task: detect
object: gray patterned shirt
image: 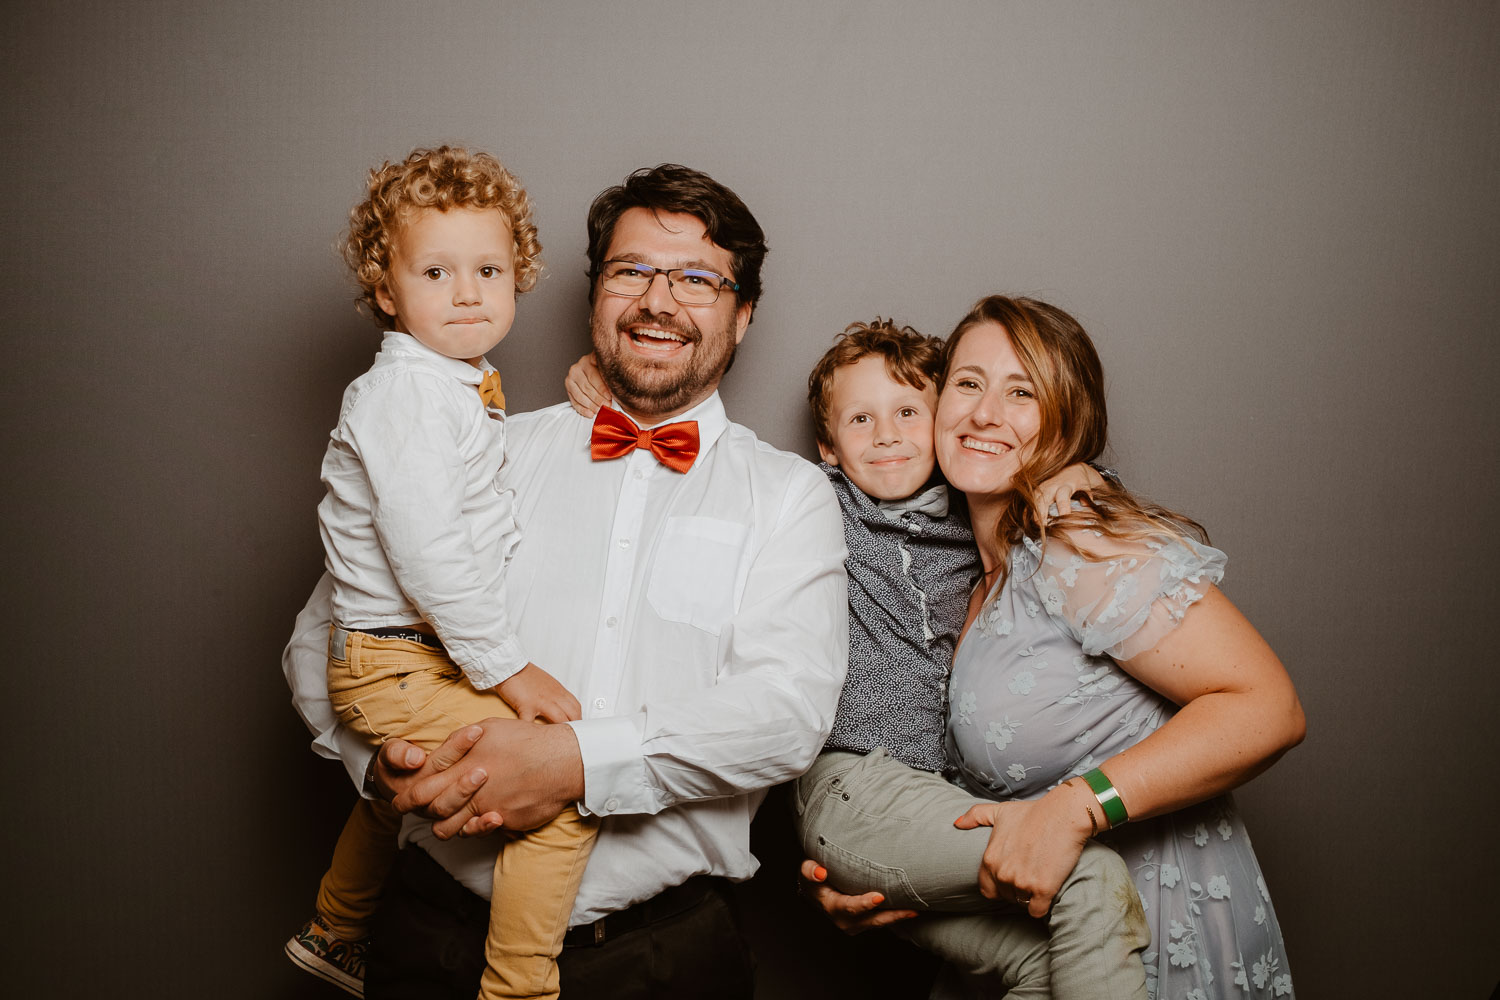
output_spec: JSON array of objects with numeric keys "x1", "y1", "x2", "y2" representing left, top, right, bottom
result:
[{"x1": 821, "y1": 463, "x2": 981, "y2": 772}]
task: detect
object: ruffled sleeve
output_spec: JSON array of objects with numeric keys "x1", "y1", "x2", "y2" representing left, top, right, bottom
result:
[{"x1": 1028, "y1": 528, "x2": 1227, "y2": 661}]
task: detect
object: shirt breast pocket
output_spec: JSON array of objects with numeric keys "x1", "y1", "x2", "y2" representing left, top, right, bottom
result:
[{"x1": 647, "y1": 516, "x2": 749, "y2": 636}]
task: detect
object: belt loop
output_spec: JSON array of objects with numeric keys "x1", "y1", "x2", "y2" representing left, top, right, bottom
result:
[
  {"x1": 347, "y1": 629, "x2": 363, "y2": 678},
  {"x1": 330, "y1": 626, "x2": 362, "y2": 677}
]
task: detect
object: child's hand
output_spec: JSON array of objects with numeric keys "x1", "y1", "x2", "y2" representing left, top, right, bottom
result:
[
  {"x1": 564, "y1": 353, "x2": 610, "y2": 417},
  {"x1": 496, "y1": 663, "x2": 582, "y2": 724},
  {"x1": 1033, "y1": 462, "x2": 1106, "y2": 521}
]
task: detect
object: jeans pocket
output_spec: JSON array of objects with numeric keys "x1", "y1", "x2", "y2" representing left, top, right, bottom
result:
[{"x1": 329, "y1": 675, "x2": 404, "y2": 743}]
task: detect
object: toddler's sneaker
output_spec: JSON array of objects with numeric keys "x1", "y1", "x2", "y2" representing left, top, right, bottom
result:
[{"x1": 284, "y1": 914, "x2": 367, "y2": 997}]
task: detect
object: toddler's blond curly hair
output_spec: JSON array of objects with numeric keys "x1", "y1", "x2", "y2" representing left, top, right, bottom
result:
[{"x1": 343, "y1": 145, "x2": 543, "y2": 327}]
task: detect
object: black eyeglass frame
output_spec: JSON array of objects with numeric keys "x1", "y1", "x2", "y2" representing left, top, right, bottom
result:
[{"x1": 593, "y1": 259, "x2": 742, "y2": 305}]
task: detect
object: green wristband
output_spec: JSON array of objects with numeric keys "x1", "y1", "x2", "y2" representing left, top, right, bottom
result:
[{"x1": 1083, "y1": 768, "x2": 1129, "y2": 829}]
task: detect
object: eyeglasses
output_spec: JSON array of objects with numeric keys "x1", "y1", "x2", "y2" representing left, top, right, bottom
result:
[{"x1": 596, "y1": 259, "x2": 740, "y2": 306}]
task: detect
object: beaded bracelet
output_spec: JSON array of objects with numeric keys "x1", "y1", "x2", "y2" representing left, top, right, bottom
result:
[{"x1": 1082, "y1": 767, "x2": 1130, "y2": 829}]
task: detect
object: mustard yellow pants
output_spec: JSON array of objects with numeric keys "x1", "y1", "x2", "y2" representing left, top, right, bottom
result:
[{"x1": 319, "y1": 628, "x2": 598, "y2": 1000}]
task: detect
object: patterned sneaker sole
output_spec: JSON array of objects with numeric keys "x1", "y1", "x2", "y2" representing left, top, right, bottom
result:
[{"x1": 284, "y1": 936, "x2": 365, "y2": 998}]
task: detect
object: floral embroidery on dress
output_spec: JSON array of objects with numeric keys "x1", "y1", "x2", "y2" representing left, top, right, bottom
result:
[
  {"x1": 1252, "y1": 952, "x2": 1283, "y2": 991},
  {"x1": 955, "y1": 691, "x2": 976, "y2": 726},
  {"x1": 974, "y1": 605, "x2": 1013, "y2": 639},
  {"x1": 1232, "y1": 955, "x2": 1250, "y2": 991},
  {"x1": 1005, "y1": 762, "x2": 1038, "y2": 782},
  {"x1": 984, "y1": 717, "x2": 1021, "y2": 750},
  {"x1": 1166, "y1": 921, "x2": 1198, "y2": 969}
]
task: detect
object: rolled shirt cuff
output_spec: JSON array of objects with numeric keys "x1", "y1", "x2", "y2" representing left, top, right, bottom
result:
[{"x1": 451, "y1": 636, "x2": 529, "y2": 691}]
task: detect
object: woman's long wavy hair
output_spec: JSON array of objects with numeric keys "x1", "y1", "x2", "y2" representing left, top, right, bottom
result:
[{"x1": 939, "y1": 295, "x2": 1207, "y2": 586}]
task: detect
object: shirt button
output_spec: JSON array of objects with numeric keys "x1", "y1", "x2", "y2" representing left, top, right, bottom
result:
[
  {"x1": 618, "y1": 538, "x2": 631, "y2": 549},
  {"x1": 606, "y1": 616, "x2": 618, "y2": 628},
  {"x1": 605, "y1": 797, "x2": 621, "y2": 812},
  {"x1": 633, "y1": 469, "x2": 644, "y2": 480},
  {"x1": 592, "y1": 698, "x2": 606, "y2": 711}
]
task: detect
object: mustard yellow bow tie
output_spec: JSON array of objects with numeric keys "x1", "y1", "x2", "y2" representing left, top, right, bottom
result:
[{"x1": 476, "y1": 370, "x2": 505, "y2": 410}]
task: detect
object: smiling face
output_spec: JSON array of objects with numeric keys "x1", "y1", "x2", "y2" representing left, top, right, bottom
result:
[
  {"x1": 934, "y1": 321, "x2": 1042, "y2": 505},
  {"x1": 375, "y1": 207, "x2": 517, "y2": 367},
  {"x1": 817, "y1": 355, "x2": 939, "y2": 501},
  {"x1": 589, "y1": 207, "x2": 751, "y2": 422}
]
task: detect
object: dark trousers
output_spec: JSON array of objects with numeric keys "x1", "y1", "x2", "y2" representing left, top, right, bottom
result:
[{"x1": 366, "y1": 846, "x2": 756, "y2": 999}]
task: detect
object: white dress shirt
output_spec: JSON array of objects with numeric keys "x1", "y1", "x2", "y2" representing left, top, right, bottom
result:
[
  {"x1": 285, "y1": 391, "x2": 849, "y2": 923},
  {"x1": 318, "y1": 332, "x2": 526, "y2": 690}
]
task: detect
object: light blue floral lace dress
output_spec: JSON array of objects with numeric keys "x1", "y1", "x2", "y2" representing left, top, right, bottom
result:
[{"x1": 946, "y1": 531, "x2": 1294, "y2": 999}]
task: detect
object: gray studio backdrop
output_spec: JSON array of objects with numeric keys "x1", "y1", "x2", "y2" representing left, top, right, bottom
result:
[{"x1": 3, "y1": 2, "x2": 1496, "y2": 997}]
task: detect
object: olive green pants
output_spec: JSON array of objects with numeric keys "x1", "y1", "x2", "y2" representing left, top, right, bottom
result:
[{"x1": 794, "y1": 749, "x2": 1148, "y2": 1000}]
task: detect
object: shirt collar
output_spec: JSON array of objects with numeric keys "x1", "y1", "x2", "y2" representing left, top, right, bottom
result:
[
  {"x1": 379, "y1": 331, "x2": 495, "y2": 383},
  {"x1": 877, "y1": 482, "x2": 951, "y2": 521}
]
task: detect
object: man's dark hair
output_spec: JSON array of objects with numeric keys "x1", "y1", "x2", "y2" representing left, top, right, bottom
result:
[{"x1": 586, "y1": 164, "x2": 768, "y2": 312}]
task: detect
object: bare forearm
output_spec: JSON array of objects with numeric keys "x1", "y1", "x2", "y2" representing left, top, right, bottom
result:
[
  {"x1": 1094, "y1": 688, "x2": 1305, "y2": 825},
  {"x1": 1094, "y1": 585, "x2": 1306, "y2": 825}
]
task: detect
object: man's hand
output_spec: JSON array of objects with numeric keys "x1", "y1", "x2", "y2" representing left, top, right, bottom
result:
[
  {"x1": 371, "y1": 728, "x2": 505, "y2": 833},
  {"x1": 390, "y1": 717, "x2": 585, "y2": 838},
  {"x1": 497, "y1": 663, "x2": 582, "y2": 723},
  {"x1": 798, "y1": 859, "x2": 917, "y2": 934}
]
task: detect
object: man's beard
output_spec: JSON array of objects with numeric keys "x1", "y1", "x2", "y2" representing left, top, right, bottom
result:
[{"x1": 592, "y1": 307, "x2": 738, "y2": 420}]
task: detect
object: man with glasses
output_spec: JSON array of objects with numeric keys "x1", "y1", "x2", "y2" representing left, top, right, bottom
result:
[{"x1": 285, "y1": 164, "x2": 848, "y2": 997}]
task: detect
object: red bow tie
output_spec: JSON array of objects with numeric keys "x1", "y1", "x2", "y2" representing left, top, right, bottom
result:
[{"x1": 589, "y1": 406, "x2": 700, "y2": 474}]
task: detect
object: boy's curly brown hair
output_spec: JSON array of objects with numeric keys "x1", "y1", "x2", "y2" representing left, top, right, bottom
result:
[
  {"x1": 343, "y1": 145, "x2": 543, "y2": 327},
  {"x1": 806, "y1": 318, "x2": 943, "y2": 451}
]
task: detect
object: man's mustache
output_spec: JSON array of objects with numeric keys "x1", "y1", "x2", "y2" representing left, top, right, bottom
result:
[{"x1": 614, "y1": 309, "x2": 700, "y2": 344}]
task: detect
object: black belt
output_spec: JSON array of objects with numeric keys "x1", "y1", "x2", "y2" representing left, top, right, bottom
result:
[
  {"x1": 562, "y1": 875, "x2": 722, "y2": 949},
  {"x1": 349, "y1": 625, "x2": 444, "y2": 649}
]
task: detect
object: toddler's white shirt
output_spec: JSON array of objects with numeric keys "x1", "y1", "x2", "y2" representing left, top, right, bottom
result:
[{"x1": 317, "y1": 331, "x2": 526, "y2": 689}]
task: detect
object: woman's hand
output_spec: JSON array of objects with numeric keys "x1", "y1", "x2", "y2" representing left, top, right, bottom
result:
[
  {"x1": 564, "y1": 353, "x2": 609, "y2": 417},
  {"x1": 1032, "y1": 462, "x2": 1106, "y2": 520},
  {"x1": 952, "y1": 780, "x2": 1097, "y2": 920},
  {"x1": 798, "y1": 859, "x2": 917, "y2": 934}
]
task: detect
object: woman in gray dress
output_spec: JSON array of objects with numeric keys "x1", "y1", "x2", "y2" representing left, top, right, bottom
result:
[{"x1": 811, "y1": 295, "x2": 1305, "y2": 999}]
